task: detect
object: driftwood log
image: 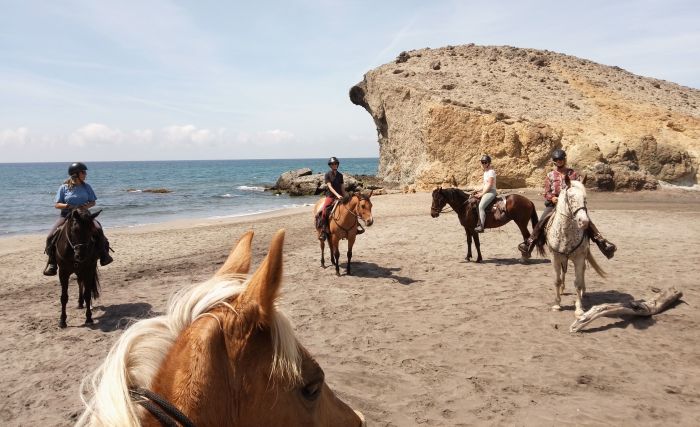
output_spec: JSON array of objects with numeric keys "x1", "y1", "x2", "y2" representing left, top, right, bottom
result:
[{"x1": 570, "y1": 287, "x2": 683, "y2": 333}]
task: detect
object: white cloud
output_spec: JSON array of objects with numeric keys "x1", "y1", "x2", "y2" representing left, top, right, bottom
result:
[
  {"x1": 68, "y1": 123, "x2": 123, "y2": 147},
  {"x1": 0, "y1": 127, "x2": 30, "y2": 147}
]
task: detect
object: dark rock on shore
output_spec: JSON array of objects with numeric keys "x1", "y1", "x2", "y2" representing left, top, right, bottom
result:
[{"x1": 269, "y1": 169, "x2": 398, "y2": 196}]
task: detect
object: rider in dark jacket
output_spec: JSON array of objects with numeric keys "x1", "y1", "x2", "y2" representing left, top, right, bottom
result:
[{"x1": 518, "y1": 149, "x2": 616, "y2": 259}]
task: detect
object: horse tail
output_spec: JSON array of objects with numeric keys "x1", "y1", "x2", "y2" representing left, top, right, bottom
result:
[
  {"x1": 534, "y1": 238, "x2": 547, "y2": 257},
  {"x1": 586, "y1": 249, "x2": 606, "y2": 278},
  {"x1": 89, "y1": 269, "x2": 101, "y2": 300}
]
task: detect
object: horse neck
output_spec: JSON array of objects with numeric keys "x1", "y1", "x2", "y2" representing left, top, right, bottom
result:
[{"x1": 444, "y1": 190, "x2": 467, "y2": 212}]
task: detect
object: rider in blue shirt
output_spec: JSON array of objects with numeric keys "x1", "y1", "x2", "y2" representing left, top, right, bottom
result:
[{"x1": 43, "y1": 162, "x2": 113, "y2": 276}]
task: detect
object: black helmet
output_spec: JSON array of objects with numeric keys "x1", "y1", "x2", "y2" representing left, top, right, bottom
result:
[
  {"x1": 480, "y1": 155, "x2": 491, "y2": 164},
  {"x1": 328, "y1": 156, "x2": 340, "y2": 165},
  {"x1": 551, "y1": 149, "x2": 567, "y2": 161},
  {"x1": 68, "y1": 162, "x2": 88, "y2": 176}
]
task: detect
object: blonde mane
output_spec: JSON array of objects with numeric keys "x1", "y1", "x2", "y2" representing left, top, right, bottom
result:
[{"x1": 77, "y1": 275, "x2": 301, "y2": 426}]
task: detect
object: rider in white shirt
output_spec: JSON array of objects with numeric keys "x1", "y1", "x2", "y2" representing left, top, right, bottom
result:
[{"x1": 473, "y1": 155, "x2": 496, "y2": 233}]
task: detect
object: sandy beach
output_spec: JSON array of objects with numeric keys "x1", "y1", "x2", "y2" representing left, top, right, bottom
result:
[{"x1": 1, "y1": 189, "x2": 699, "y2": 426}]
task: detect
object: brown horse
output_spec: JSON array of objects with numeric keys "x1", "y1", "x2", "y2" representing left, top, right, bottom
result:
[
  {"x1": 313, "y1": 192, "x2": 374, "y2": 276},
  {"x1": 77, "y1": 230, "x2": 365, "y2": 427},
  {"x1": 431, "y1": 187, "x2": 538, "y2": 262},
  {"x1": 53, "y1": 209, "x2": 102, "y2": 328}
]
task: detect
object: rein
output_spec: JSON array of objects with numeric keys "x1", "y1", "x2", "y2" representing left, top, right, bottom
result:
[
  {"x1": 332, "y1": 195, "x2": 365, "y2": 234},
  {"x1": 546, "y1": 188, "x2": 588, "y2": 256},
  {"x1": 63, "y1": 214, "x2": 95, "y2": 254},
  {"x1": 129, "y1": 387, "x2": 196, "y2": 427}
]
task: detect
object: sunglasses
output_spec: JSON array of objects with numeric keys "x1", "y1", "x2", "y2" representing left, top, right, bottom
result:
[
  {"x1": 330, "y1": 162, "x2": 339, "y2": 166},
  {"x1": 480, "y1": 161, "x2": 489, "y2": 164}
]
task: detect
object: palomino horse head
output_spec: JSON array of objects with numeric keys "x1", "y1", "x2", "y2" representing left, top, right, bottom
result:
[
  {"x1": 561, "y1": 176, "x2": 589, "y2": 229},
  {"x1": 67, "y1": 209, "x2": 101, "y2": 264},
  {"x1": 78, "y1": 230, "x2": 364, "y2": 427},
  {"x1": 430, "y1": 187, "x2": 446, "y2": 218}
]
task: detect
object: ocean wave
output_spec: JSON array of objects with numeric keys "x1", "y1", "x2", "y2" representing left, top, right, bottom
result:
[
  {"x1": 217, "y1": 193, "x2": 240, "y2": 198},
  {"x1": 126, "y1": 189, "x2": 142, "y2": 193},
  {"x1": 659, "y1": 181, "x2": 700, "y2": 191},
  {"x1": 236, "y1": 185, "x2": 266, "y2": 192}
]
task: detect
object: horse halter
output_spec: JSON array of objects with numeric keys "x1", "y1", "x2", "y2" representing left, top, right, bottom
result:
[
  {"x1": 333, "y1": 194, "x2": 367, "y2": 233},
  {"x1": 64, "y1": 215, "x2": 95, "y2": 257},
  {"x1": 129, "y1": 387, "x2": 196, "y2": 427},
  {"x1": 431, "y1": 190, "x2": 454, "y2": 215},
  {"x1": 559, "y1": 187, "x2": 587, "y2": 220}
]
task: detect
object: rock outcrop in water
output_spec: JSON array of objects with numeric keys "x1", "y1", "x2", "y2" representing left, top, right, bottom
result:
[{"x1": 350, "y1": 44, "x2": 700, "y2": 190}]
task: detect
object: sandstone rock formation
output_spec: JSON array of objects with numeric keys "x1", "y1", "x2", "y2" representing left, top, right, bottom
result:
[{"x1": 350, "y1": 44, "x2": 700, "y2": 190}]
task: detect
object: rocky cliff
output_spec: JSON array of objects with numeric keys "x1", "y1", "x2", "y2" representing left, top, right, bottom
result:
[{"x1": 350, "y1": 44, "x2": 700, "y2": 190}]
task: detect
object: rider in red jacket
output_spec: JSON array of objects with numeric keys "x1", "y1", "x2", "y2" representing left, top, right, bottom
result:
[{"x1": 519, "y1": 149, "x2": 616, "y2": 259}]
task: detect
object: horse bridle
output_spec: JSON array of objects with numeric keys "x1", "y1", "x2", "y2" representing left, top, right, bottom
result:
[
  {"x1": 63, "y1": 216, "x2": 95, "y2": 256},
  {"x1": 558, "y1": 187, "x2": 587, "y2": 220},
  {"x1": 332, "y1": 194, "x2": 367, "y2": 234},
  {"x1": 431, "y1": 190, "x2": 455, "y2": 215},
  {"x1": 129, "y1": 387, "x2": 196, "y2": 427}
]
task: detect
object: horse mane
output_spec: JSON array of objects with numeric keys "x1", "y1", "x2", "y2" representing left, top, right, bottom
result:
[
  {"x1": 569, "y1": 179, "x2": 587, "y2": 196},
  {"x1": 77, "y1": 275, "x2": 301, "y2": 427}
]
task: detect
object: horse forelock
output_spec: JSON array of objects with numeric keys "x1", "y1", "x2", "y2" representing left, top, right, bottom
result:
[{"x1": 77, "y1": 275, "x2": 302, "y2": 426}]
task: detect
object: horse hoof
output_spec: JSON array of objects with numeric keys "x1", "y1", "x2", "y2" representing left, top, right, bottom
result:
[
  {"x1": 551, "y1": 305, "x2": 561, "y2": 311},
  {"x1": 476, "y1": 259, "x2": 483, "y2": 263},
  {"x1": 85, "y1": 319, "x2": 94, "y2": 325},
  {"x1": 78, "y1": 304, "x2": 84, "y2": 309},
  {"x1": 59, "y1": 320, "x2": 67, "y2": 328},
  {"x1": 574, "y1": 310, "x2": 584, "y2": 318}
]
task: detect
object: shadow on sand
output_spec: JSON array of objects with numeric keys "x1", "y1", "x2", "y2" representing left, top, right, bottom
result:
[
  {"x1": 88, "y1": 302, "x2": 156, "y2": 332},
  {"x1": 346, "y1": 261, "x2": 419, "y2": 286},
  {"x1": 478, "y1": 257, "x2": 550, "y2": 266}
]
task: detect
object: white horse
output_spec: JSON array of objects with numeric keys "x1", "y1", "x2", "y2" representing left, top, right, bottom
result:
[{"x1": 537, "y1": 178, "x2": 606, "y2": 317}]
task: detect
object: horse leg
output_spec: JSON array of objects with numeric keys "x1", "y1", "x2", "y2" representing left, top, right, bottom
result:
[
  {"x1": 59, "y1": 270, "x2": 70, "y2": 328},
  {"x1": 465, "y1": 229, "x2": 473, "y2": 261},
  {"x1": 473, "y1": 231, "x2": 483, "y2": 263},
  {"x1": 551, "y1": 256, "x2": 564, "y2": 311},
  {"x1": 346, "y1": 234, "x2": 355, "y2": 276},
  {"x1": 332, "y1": 237, "x2": 341, "y2": 276},
  {"x1": 78, "y1": 279, "x2": 85, "y2": 309},
  {"x1": 319, "y1": 238, "x2": 326, "y2": 268},
  {"x1": 515, "y1": 218, "x2": 531, "y2": 260},
  {"x1": 573, "y1": 255, "x2": 587, "y2": 317}
]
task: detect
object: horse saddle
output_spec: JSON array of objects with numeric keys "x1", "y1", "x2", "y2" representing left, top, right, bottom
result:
[{"x1": 468, "y1": 195, "x2": 508, "y2": 221}]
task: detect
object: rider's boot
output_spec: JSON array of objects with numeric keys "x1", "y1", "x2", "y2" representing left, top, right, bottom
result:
[
  {"x1": 590, "y1": 232, "x2": 616, "y2": 259},
  {"x1": 518, "y1": 236, "x2": 536, "y2": 257},
  {"x1": 97, "y1": 230, "x2": 114, "y2": 266},
  {"x1": 43, "y1": 236, "x2": 58, "y2": 276},
  {"x1": 474, "y1": 218, "x2": 485, "y2": 233}
]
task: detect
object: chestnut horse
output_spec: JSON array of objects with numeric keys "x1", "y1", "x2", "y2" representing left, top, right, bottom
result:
[
  {"x1": 313, "y1": 192, "x2": 374, "y2": 276},
  {"x1": 53, "y1": 209, "x2": 102, "y2": 328},
  {"x1": 533, "y1": 178, "x2": 606, "y2": 316},
  {"x1": 77, "y1": 230, "x2": 365, "y2": 427},
  {"x1": 430, "y1": 187, "x2": 538, "y2": 262}
]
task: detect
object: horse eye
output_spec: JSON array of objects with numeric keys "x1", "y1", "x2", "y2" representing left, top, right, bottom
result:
[{"x1": 300, "y1": 379, "x2": 323, "y2": 401}]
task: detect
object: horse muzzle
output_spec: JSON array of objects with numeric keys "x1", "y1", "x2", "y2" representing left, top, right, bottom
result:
[
  {"x1": 431, "y1": 210, "x2": 439, "y2": 218},
  {"x1": 364, "y1": 217, "x2": 374, "y2": 227}
]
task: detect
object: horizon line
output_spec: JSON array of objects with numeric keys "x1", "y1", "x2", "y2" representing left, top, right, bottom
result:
[{"x1": 0, "y1": 156, "x2": 380, "y2": 165}]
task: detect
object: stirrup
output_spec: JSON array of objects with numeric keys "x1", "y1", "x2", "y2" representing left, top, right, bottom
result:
[
  {"x1": 596, "y1": 240, "x2": 616, "y2": 259},
  {"x1": 318, "y1": 231, "x2": 326, "y2": 241},
  {"x1": 356, "y1": 228, "x2": 365, "y2": 235},
  {"x1": 518, "y1": 241, "x2": 530, "y2": 256},
  {"x1": 43, "y1": 264, "x2": 58, "y2": 276},
  {"x1": 100, "y1": 254, "x2": 114, "y2": 266}
]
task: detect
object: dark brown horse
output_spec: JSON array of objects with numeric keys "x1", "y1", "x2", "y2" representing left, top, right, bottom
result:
[
  {"x1": 430, "y1": 187, "x2": 538, "y2": 262},
  {"x1": 53, "y1": 209, "x2": 102, "y2": 328},
  {"x1": 313, "y1": 192, "x2": 374, "y2": 276}
]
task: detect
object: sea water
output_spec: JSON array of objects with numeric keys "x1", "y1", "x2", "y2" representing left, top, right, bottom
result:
[{"x1": 1, "y1": 158, "x2": 378, "y2": 237}]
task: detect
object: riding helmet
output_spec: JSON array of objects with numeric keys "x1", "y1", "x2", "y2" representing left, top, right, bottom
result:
[
  {"x1": 480, "y1": 155, "x2": 492, "y2": 164},
  {"x1": 68, "y1": 162, "x2": 88, "y2": 176},
  {"x1": 328, "y1": 156, "x2": 340, "y2": 165},
  {"x1": 551, "y1": 149, "x2": 567, "y2": 161}
]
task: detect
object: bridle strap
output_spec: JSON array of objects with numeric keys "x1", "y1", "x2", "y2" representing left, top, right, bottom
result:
[
  {"x1": 129, "y1": 387, "x2": 196, "y2": 427},
  {"x1": 332, "y1": 195, "x2": 360, "y2": 234}
]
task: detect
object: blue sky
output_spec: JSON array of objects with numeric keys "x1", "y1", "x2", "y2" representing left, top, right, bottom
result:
[{"x1": 1, "y1": 0, "x2": 698, "y2": 162}]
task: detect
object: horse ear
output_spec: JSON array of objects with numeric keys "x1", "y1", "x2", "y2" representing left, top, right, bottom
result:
[
  {"x1": 90, "y1": 209, "x2": 102, "y2": 219},
  {"x1": 564, "y1": 174, "x2": 571, "y2": 188},
  {"x1": 71, "y1": 209, "x2": 80, "y2": 219},
  {"x1": 580, "y1": 174, "x2": 588, "y2": 186},
  {"x1": 368, "y1": 189, "x2": 373, "y2": 198},
  {"x1": 241, "y1": 229, "x2": 285, "y2": 323},
  {"x1": 215, "y1": 231, "x2": 254, "y2": 277}
]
